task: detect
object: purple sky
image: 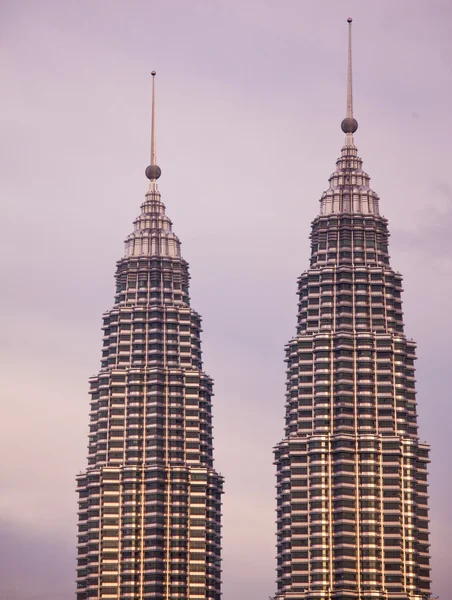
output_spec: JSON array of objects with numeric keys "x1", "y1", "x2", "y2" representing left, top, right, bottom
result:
[{"x1": 1, "y1": 1, "x2": 451, "y2": 598}]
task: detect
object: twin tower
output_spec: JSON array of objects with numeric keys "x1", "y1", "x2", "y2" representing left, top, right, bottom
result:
[{"x1": 75, "y1": 20, "x2": 432, "y2": 600}]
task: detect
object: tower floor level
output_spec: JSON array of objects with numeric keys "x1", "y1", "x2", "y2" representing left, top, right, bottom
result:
[
  {"x1": 273, "y1": 21, "x2": 431, "y2": 600},
  {"x1": 76, "y1": 74, "x2": 223, "y2": 600}
]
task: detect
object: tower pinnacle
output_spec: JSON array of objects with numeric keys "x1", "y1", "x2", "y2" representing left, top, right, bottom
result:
[
  {"x1": 341, "y1": 17, "x2": 358, "y2": 138},
  {"x1": 145, "y1": 71, "x2": 162, "y2": 183}
]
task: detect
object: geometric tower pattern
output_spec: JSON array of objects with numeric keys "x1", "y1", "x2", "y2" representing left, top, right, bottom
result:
[
  {"x1": 274, "y1": 21, "x2": 431, "y2": 600},
  {"x1": 76, "y1": 73, "x2": 223, "y2": 600}
]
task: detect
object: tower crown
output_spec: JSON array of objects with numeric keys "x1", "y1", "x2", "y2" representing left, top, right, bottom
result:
[
  {"x1": 319, "y1": 19, "x2": 380, "y2": 217},
  {"x1": 126, "y1": 72, "x2": 181, "y2": 259}
]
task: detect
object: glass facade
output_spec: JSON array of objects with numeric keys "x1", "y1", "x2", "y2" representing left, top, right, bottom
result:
[
  {"x1": 76, "y1": 181, "x2": 223, "y2": 600},
  {"x1": 274, "y1": 139, "x2": 431, "y2": 600}
]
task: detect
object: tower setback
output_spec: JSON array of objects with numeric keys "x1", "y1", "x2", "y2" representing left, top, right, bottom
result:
[
  {"x1": 76, "y1": 73, "x2": 223, "y2": 600},
  {"x1": 274, "y1": 20, "x2": 431, "y2": 600}
]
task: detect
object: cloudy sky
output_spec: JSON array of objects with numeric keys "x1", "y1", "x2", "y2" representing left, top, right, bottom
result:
[{"x1": 1, "y1": 1, "x2": 451, "y2": 598}]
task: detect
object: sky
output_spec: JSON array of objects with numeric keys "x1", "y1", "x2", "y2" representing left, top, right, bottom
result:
[{"x1": 1, "y1": 0, "x2": 451, "y2": 598}]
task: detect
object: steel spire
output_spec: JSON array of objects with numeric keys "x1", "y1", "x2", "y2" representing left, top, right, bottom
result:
[
  {"x1": 145, "y1": 71, "x2": 162, "y2": 188},
  {"x1": 346, "y1": 17, "x2": 353, "y2": 120},
  {"x1": 341, "y1": 18, "x2": 358, "y2": 143}
]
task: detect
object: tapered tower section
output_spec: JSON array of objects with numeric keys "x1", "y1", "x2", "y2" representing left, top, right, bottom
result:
[
  {"x1": 274, "y1": 21, "x2": 431, "y2": 600},
  {"x1": 76, "y1": 74, "x2": 223, "y2": 600}
]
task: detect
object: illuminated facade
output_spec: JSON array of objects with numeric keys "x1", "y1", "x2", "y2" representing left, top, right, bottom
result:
[
  {"x1": 274, "y1": 20, "x2": 431, "y2": 600},
  {"x1": 76, "y1": 73, "x2": 223, "y2": 600}
]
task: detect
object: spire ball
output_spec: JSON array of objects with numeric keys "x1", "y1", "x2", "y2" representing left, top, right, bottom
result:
[
  {"x1": 341, "y1": 117, "x2": 358, "y2": 134},
  {"x1": 145, "y1": 164, "x2": 161, "y2": 180},
  {"x1": 347, "y1": 17, "x2": 352, "y2": 23},
  {"x1": 151, "y1": 70, "x2": 156, "y2": 76}
]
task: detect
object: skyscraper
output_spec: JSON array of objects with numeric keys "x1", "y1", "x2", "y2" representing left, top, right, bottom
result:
[
  {"x1": 76, "y1": 73, "x2": 223, "y2": 600},
  {"x1": 274, "y1": 20, "x2": 431, "y2": 600}
]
